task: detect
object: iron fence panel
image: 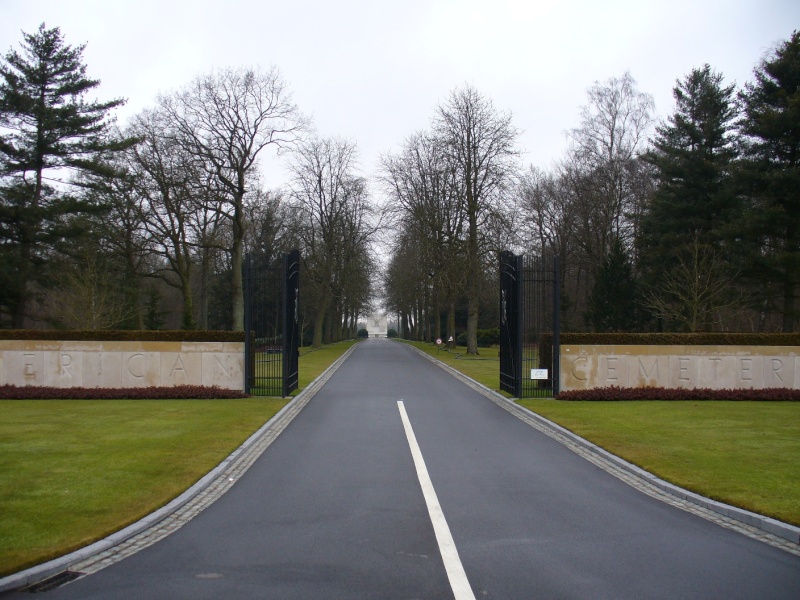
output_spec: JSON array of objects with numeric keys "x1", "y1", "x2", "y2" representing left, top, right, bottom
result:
[
  {"x1": 244, "y1": 250, "x2": 300, "y2": 396},
  {"x1": 500, "y1": 252, "x2": 560, "y2": 398}
]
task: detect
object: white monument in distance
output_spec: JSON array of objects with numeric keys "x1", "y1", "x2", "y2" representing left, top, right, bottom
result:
[{"x1": 365, "y1": 313, "x2": 388, "y2": 338}]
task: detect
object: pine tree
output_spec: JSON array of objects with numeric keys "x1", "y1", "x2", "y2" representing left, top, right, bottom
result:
[
  {"x1": 641, "y1": 65, "x2": 739, "y2": 263},
  {"x1": 0, "y1": 23, "x2": 133, "y2": 327},
  {"x1": 738, "y1": 31, "x2": 800, "y2": 332}
]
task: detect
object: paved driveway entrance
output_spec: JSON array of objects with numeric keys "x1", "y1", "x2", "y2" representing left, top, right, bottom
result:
[{"x1": 6, "y1": 339, "x2": 799, "y2": 599}]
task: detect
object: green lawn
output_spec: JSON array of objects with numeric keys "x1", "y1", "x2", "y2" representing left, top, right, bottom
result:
[
  {"x1": 296, "y1": 340, "x2": 360, "y2": 390},
  {"x1": 518, "y1": 399, "x2": 800, "y2": 526},
  {"x1": 0, "y1": 340, "x2": 357, "y2": 577},
  {"x1": 0, "y1": 398, "x2": 287, "y2": 575},
  {"x1": 399, "y1": 340, "x2": 506, "y2": 392},
  {"x1": 403, "y1": 339, "x2": 800, "y2": 527}
]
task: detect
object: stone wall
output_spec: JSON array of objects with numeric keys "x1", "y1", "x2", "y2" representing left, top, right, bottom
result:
[
  {"x1": 0, "y1": 340, "x2": 245, "y2": 390},
  {"x1": 561, "y1": 345, "x2": 800, "y2": 392}
]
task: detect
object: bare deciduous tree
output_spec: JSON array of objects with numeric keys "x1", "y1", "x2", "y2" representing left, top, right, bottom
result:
[
  {"x1": 567, "y1": 72, "x2": 654, "y2": 263},
  {"x1": 433, "y1": 85, "x2": 520, "y2": 354},
  {"x1": 643, "y1": 235, "x2": 740, "y2": 331},
  {"x1": 160, "y1": 66, "x2": 306, "y2": 330},
  {"x1": 52, "y1": 245, "x2": 136, "y2": 330},
  {"x1": 128, "y1": 108, "x2": 203, "y2": 329},
  {"x1": 380, "y1": 131, "x2": 466, "y2": 342},
  {"x1": 289, "y1": 137, "x2": 376, "y2": 347}
]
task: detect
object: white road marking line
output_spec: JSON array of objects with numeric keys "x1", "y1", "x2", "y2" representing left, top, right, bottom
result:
[{"x1": 397, "y1": 400, "x2": 476, "y2": 600}]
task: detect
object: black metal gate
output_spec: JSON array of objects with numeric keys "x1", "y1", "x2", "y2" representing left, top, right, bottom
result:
[
  {"x1": 282, "y1": 249, "x2": 300, "y2": 395},
  {"x1": 499, "y1": 252, "x2": 560, "y2": 398},
  {"x1": 243, "y1": 249, "x2": 300, "y2": 396},
  {"x1": 500, "y1": 251, "x2": 523, "y2": 397}
]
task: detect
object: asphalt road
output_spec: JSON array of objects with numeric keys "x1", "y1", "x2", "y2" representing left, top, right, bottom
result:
[{"x1": 9, "y1": 339, "x2": 800, "y2": 599}]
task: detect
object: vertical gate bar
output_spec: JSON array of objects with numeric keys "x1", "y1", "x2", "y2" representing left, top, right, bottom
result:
[
  {"x1": 521, "y1": 254, "x2": 529, "y2": 398},
  {"x1": 283, "y1": 249, "x2": 300, "y2": 396},
  {"x1": 243, "y1": 252, "x2": 252, "y2": 394},
  {"x1": 553, "y1": 255, "x2": 561, "y2": 397},
  {"x1": 499, "y1": 251, "x2": 515, "y2": 396},
  {"x1": 515, "y1": 253, "x2": 524, "y2": 398},
  {"x1": 281, "y1": 251, "x2": 289, "y2": 398},
  {"x1": 499, "y1": 252, "x2": 507, "y2": 393}
]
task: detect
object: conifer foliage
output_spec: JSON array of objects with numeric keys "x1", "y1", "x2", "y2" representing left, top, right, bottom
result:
[
  {"x1": 738, "y1": 31, "x2": 800, "y2": 332},
  {"x1": 0, "y1": 24, "x2": 132, "y2": 326},
  {"x1": 642, "y1": 64, "x2": 739, "y2": 253}
]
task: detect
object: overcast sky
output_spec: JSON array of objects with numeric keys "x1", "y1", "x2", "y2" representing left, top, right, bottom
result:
[{"x1": 2, "y1": 0, "x2": 798, "y2": 192}]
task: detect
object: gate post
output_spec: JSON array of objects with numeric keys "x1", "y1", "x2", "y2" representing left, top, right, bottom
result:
[
  {"x1": 514, "y1": 253, "x2": 524, "y2": 398},
  {"x1": 552, "y1": 255, "x2": 561, "y2": 397},
  {"x1": 499, "y1": 250, "x2": 522, "y2": 397},
  {"x1": 282, "y1": 249, "x2": 300, "y2": 397},
  {"x1": 243, "y1": 252, "x2": 252, "y2": 394}
]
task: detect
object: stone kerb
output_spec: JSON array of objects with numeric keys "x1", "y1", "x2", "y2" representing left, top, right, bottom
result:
[
  {"x1": 561, "y1": 344, "x2": 800, "y2": 392},
  {"x1": 0, "y1": 340, "x2": 244, "y2": 390}
]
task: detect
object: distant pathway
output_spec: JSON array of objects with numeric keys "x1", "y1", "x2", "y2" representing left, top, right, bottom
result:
[{"x1": 4, "y1": 339, "x2": 799, "y2": 598}]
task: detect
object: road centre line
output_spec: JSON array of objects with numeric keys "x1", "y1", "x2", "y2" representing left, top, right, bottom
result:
[{"x1": 397, "y1": 400, "x2": 476, "y2": 600}]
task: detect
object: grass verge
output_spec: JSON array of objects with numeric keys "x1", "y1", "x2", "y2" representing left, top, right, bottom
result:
[
  {"x1": 518, "y1": 400, "x2": 800, "y2": 526},
  {"x1": 296, "y1": 340, "x2": 360, "y2": 391},
  {"x1": 399, "y1": 340, "x2": 507, "y2": 394},
  {"x1": 0, "y1": 398, "x2": 286, "y2": 576},
  {"x1": 0, "y1": 341, "x2": 356, "y2": 577},
  {"x1": 401, "y1": 340, "x2": 800, "y2": 527}
]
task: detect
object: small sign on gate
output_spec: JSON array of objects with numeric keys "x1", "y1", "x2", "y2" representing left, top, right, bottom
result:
[{"x1": 531, "y1": 369, "x2": 549, "y2": 380}]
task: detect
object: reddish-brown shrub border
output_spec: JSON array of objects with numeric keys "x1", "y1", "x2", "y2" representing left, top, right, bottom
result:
[
  {"x1": 556, "y1": 386, "x2": 800, "y2": 401},
  {"x1": 0, "y1": 385, "x2": 247, "y2": 400}
]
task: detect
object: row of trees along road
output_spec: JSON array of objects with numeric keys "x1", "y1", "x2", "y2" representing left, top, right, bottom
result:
[
  {"x1": 384, "y1": 31, "x2": 800, "y2": 346},
  {"x1": 380, "y1": 87, "x2": 519, "y2": 354},
  {"x1": 2, "y1": 24, "x2": 799, "y2": 345},
  {"x1": 0, "y1": 24, "x2": 377, "y2": 344}
]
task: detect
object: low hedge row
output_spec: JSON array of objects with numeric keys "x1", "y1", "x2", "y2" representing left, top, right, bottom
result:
[
  {"x1": 0, "y1": 330, "x2": 244, "y2": 342},
  {"x1": 556, "y1": 386, "x2": 800, "y2": 401},
  {"x1": 557, "y1": 332, "x2": 800, "y2": 346},
  {"x1": 0, "y1": 384, "x2": 248, "y2": 400}
]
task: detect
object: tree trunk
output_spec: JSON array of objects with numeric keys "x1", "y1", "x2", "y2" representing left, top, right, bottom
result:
[
  {"x1": 466, "y1": 208, "x2": 480, "y2": 354},
  {"x1": 198, "y1": 247, "x2": 211, "y2": 329},
  {"x1": 324, "y1": 303, "x2": 334, "y2": 344},
  {"x1": 447, "y1": 301, "x2": 456, "y2": 347},
  {"x1": 434, "y1": 294, "x2": 442, "y2": 340},
  {"x1": 312, "y1": 298, "x2": 328, "y2": 348},
  {"x1": 415, "y1": 299, "x2": 423, "y2": 341},
  {"x1": 467, "y1": 297, "x2": 479, "y2": 355},
  {"x1": 180, "y1": 273, "x2": 196, "y2": 330},
  {"x1": 231, "y1": 196, "x2": 245, "y2": 331}
]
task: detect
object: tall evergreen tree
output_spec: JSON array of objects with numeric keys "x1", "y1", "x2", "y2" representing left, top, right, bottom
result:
[
  {"x1": 0, "y1": 23, "x2": 132, "y2": 327},
  {"x1": 641, "y1": 65, "x2": 739, "y2": 260},
  {"x1": 738, "y1": 31, "x2": 800, "y2": 332},
  {"x1": 586, "y1": 237, "x2": 641, "y2": 332}
]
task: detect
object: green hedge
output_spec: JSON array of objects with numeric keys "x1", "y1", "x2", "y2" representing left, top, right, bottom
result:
[
  {"x1": 0, "y1": 330, "x2": 244, "y2": 342},
  {"x1": 535, "y1": 332, "x2": 800, "y2": 372},
  {"x1": 558, "y1": 332, "x2": 800, "y2": 346},
  {"x1": 557, "y1": 386, "x2": 800, "y2": 401}
]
